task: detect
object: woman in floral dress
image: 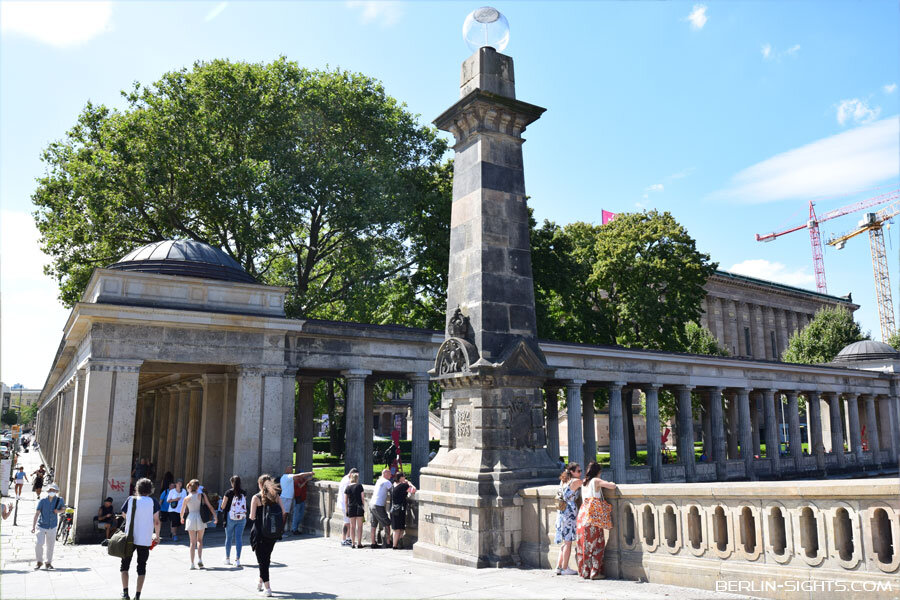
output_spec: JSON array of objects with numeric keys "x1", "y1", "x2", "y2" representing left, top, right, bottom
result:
[
  {"x1": 576, "y1": 461, "x2": 617, "y2": 579},
  {"x1": 554, "y1": 463, "x2": 582, "y2": 575}
]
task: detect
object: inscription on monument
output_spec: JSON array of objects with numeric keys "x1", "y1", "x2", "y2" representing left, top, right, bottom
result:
[
  {"x1": 509, "y1": 394, "x2": 531, "y2": 448},
  {"x1": 456, "y1": 407, "x2": 472, "y2": 438}
]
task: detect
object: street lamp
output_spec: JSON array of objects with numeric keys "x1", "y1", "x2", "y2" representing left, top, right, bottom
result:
[{"x1": 462, "y1": 7, "x2": 509, "y2": 52}]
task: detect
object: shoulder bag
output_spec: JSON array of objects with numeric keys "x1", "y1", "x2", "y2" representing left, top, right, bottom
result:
[
  {"x1": 596, "y1": 484, "x2": 614, "y2": 530},
  {"x1": 108, "y1": 498, "x2": 136, "y2": 559},
  {"x1": 199, "y1": 493, "x2": 213, "y2": 523},
  {"x1": 554, "y1": 484, "x2": 567, "y2": 511}
]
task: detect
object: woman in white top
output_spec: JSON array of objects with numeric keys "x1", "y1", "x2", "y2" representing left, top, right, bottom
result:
[
  {"x1": 120, "y1": 477, "x2": 161, "y2": 600},
  {"x1": 220, "y1": 475, "x2": 248, "y2": 567},
  {"x1": 180, "y1": 479, "x2": 217, "y2": 569},
  {"x1": 166, "y1": 479, "x2": 187, "y2": 542},
  {"x1": 575, "y1": 462, "x2": 617, "y2": 580}
]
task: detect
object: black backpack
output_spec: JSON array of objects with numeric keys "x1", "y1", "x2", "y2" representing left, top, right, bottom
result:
[
  {"x1": 382, "y1": 445, "x2": 397, "y2": 464},
  {"x1": 260, "y1": 500, "x2": 284, "y2": 540}
]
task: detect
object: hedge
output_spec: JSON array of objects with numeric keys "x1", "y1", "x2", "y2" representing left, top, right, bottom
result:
[{"x1": 311, "y1": 436, "x2": 439, "y2": 456}]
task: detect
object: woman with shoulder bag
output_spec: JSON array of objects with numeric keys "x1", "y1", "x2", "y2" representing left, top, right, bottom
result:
[
  {"x1": 220, "y1": 475, "x2": 247, "y2": 567},
  {"x1": 554, "y1": 462, "x2": 583, "y2": 575},
  {"x1": 575, "y1": 462, "x2": 616, "y2": 580},
  {"x1": 117, "y1": 478, "x2": 161, "y2": 600},
  {"x1": 248, "y1": 474, "x2": 285, "y2": 598},
  {"x1": 180, "y1": 479, "x2": 217, "y2": 569}
]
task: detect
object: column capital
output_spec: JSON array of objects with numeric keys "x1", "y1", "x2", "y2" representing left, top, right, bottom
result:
[
  {"x1": 642, "y1": 383, "x2": 663, "y2": 392},
  {"x1": 85, "y1": 358, "x2": 143, "y2": 373},
  {"x1": 607, "y1": 381, "x2": 627, "y2": 390},
  {"x1": 784, "y1": 390, "x2": 799, "y2": 398},
  {"x1": 841, "y1": 391, "x2": 859, "y2": 400},
  {"x1": 342, "y1": 369, "x2": 372, "y2": 381},
  {"x1": 673, "y1": 384, "x2": 694, "y2": 393},
  {"x1": 406, "y1": 372, "x2": 431, "y2": 384},
  {"x1": 201, "y1": 374, "x2": 228, "y2": 384},
  {"x1": 297, "y1": 375, "x2": 318, "y2": 389},
  {"x1": 564, "y1": 379, "x2": 587, "y2": 390}
]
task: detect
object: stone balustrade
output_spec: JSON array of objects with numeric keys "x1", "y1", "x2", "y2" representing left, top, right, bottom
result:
[{"x1": 518, "y1": 478, "x2": 899, "y2": 599}]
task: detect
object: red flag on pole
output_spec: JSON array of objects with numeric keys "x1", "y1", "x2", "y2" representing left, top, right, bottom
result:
[{"x1": 602, "y1": 210, "x2": 617, "y2": 225}]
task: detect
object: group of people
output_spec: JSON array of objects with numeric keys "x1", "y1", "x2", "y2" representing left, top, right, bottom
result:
[
  {"x1": 554, "y1": 461, "x2": 617, "y2": 580},
  {"x1": 338, "y1": 467, "x2": 416, "y2": 549},
  {"x1": 12, "y1": 463, "x2": 47, "y2": 500}
]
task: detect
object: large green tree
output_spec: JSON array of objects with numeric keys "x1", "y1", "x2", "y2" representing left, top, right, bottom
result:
[
  {"x1": 32, "y1": 57, "x2": 447, "y2": 320},
  {"x1": 782, "y1": 307, "x2": 867, "y2": 364}
]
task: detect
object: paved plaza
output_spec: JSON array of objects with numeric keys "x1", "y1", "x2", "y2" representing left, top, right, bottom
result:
[{"x1": 0, "y1": 456, "x2": 748, "y2": 600}]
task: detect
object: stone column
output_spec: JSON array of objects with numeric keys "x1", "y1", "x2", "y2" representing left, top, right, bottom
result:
[
  {"x1": 750, "y1": 393, "x2": 761, "y2": 457},
  {"x1": 172, "y1": 384, "x2": 191, "y2": 479},
  {"x1": 342, "y1": 370, "x2": 370, "y2": 476},
  {"x1": 676, "y1": 386, "x2": 696, "y2": 482},
  {"x1": 714, "y1": 297, "x2": 727, "y2": 350},
  {"x1": 820, "y1": 395, "x2": 833, "y2": 452},
  {"x1": 72, "y1": 359, "x2": 141, "y2": 541},
  {"x1": 786, "y1": 391, "x2": 802, "y2": 472},
  {"x1": 737, "y1": 388, "x2": 755, "y2": 480},
  {"x1": 845, "y1": 393, "x2": 863, "y2": 463},
  {"x1": 198, "y1": 375, "x2": 226, "y2": 493},
  {"x1": 296, "y1": 376, "x2": 316, "y2": 473},
  {"x1": 364, "y1": 380, "x2": 375, "y2": 483},
  {"x1": 284, "y1": 369, "x2": 299, "y2": 472},
  {"x1": 864, "y1": 395, "x2": 881, "y2": 467},
  {"x1": 644, "y1": 384, "x2": 662, "y2": 483},
  {"x1": 761, "y1": 389, "x2": 781, "y2": 477},
  {"x1": 762, "y1": 306, "x2": 774, "y2": 359},
  {"x1": 139, "y1": 392, "x2": 155, "y2": 463},
  {"x1": 544, "y1": 386, "x2": 561, "y2": 462},
  {"x1": 726, "y1": 392, "x2": 739, "y2": 459},
  {"x1": 221, "y1": 374, "x2": 237, "y2": 480},
  {"x1": 565, "y1": 380, "x2": 586, "y2": 467},
  {"x1": 753, "y1": 304, "x2": 766, "y2": 358},
  {"x1": 826, "y1": 392, "x2": 846, "y2": 468},
  {"x1": 807, "y1": 392, "x2": 826, "y2": 472},
  {"x1": 707, "y1": 387, "x2": 726, "y2": 481},
  {"x1": 705, "y1": 296, "x2": 718, "y2": 341},
  {"x1": 608, "y1": 382, "x2": 627, "y2": 483},
  {"x1": 261, "y1": 368, "x2": 286, "y2": 477},
  {"x1": 164, "y1": 387, "x2": 178, "y2": 478},
  {"x1": 728, "y1": 300, "x2": 740, "y2": 356},
  {"x1": 185, "y1": 383, "x2": 203, "y2": 479},
  {"x1": 582, "y1": 388, "x2": 597, "y2": 464},
  {"x1": 409, "y1": 373, "x2": 430, "y2": 486},
  {"x1": 233, "y1": 367, "x2": 263, "y2": 481},
  {"x1": 150, "y1": 392, "x2": 162, "y2": 475},
  {"x1": 701, "y1": 396, "x2": 712, "y2": 457},
  {"x1": 66, "y1": 370, "x2": 86, "y2": 502}
]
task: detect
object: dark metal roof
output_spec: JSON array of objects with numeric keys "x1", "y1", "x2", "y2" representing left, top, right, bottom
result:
[
  {"x1": 832, "y1": 340, "x2": 900, "y2": 364},
  {"x1": 108, "y1": 240, "x2": 257, "y2": 284}
]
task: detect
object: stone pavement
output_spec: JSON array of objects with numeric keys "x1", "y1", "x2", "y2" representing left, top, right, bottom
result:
[{"x1": 1, "y1": 452, "x2": 748, "y2": 600}]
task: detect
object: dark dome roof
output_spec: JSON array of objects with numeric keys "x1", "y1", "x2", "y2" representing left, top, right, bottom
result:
[
  {"x1": 108, "y1": 240, "x2": 256, "y2": 284},
  {"x1": 832, "y1": 339, "x2": 900, "y2": 364}
]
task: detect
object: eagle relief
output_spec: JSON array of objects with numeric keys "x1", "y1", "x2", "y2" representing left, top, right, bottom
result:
[
  {"x1": 447, "y1": 306, "x2": 470, "y2": 339},
  {"x1": 438, "y1": 339, "x2": 466, "y2": 375}
]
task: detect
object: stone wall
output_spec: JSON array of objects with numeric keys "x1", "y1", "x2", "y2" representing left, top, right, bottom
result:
[
  {"x1": 304, "y1": 480, "x2": 419, "y2": 543},
  {"x1": 519, "y1": 479, "x2": 900, "y2": 599}
]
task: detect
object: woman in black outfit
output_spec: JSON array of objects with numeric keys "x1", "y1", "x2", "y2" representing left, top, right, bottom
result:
[
  {"x1": 248, "y1": 474, "x2": 285, "y2": 598},
  {"x1": 389, "y1": 473, "x2": 416, "y2": 549},
  {"x1": 343, "y1": 472, "x2": 366, "y2": 548}
]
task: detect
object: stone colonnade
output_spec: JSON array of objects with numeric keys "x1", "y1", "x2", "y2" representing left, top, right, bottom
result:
[
  {"x1": 701, "y1": 295, "x2": 814, "y2": 360},
  {"x1": 545, "y1": 379, "x2": 900, "y2": 483}
]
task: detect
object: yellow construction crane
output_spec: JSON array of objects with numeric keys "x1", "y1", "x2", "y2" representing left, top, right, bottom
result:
[{"x1": 827, "y1": 199, "x2": 900, "y2": 341}]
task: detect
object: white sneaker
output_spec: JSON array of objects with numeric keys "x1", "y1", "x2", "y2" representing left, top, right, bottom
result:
[
  {"x1": 235, "y1": 559, "x2": 241, "y2": 568},
  {"x1": 225, "y1": 558, "x2": 231, "y2": 565},
  {"x1": 562, "y1": 568, "x2": 578, "y2": 575},
  {"x1": 554, "y1": 567, "x2": 562, "y2": 575},
  {"x1": 264, "y1": 590, "x2": 272, "y2": 598},
  {"x1": 190, "y1": 564, "x2": 196, "y2": 570}
]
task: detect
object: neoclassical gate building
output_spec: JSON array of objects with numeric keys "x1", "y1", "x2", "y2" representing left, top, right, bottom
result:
[{"x1": 34, "y1": 239, "x2": 900, "y2": 542}]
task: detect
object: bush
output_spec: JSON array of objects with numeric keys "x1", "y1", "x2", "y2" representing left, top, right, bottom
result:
[{"x1": 312, "y1": 436, "x2": 440, "y2": 457}]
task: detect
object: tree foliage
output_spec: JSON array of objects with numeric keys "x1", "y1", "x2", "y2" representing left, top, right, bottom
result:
[
  {"x1": 32, "y1": 57, "x2": 448, "y2": 320},
  {"x1": 683, "y1": 321, "x2": 728, "y2": 356},
  {"x1": 781, "y1": 307, "x2": 867, "y2": 364},
  {"x1": 1, "y1": 410, "x2": 18, "y2": 426}
]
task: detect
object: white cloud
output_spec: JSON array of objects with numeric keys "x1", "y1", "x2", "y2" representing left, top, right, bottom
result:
[
  {"x1": 884, "y1": 83, "x2": 897, "y2": 94},
  {"x1": 762, "y1": 43, "x2": 800, "y2": 61},
  {"x1": 0, "y1": 210, "x2": 71, "y2": 388},
  {"x1": 666, "y1": 167, "x2": 695, "y2": 181},
  {"x1": 727, "y1": 259, "x2": 816, "y2": 288},
  {"x1": 204, "y1": 1, "x2": 228, "y2": 22},
  {"x1": 836, "y1": 98, "x2": 881, "y2": 126},
  {"x1": 0, "y1": 1, "x2": 113, "y2": 47},
  {"x1": 714, "y1": 117, "x2": 899, "y2": 203},
  {"x1": 346, "y1": 1, "x2": 403, "y2": 26},
  {"x1": 645, "y1": 183, "x2": 664, "y2": 193},
  {"x1": 685, "y1": 4, "x2": 708, "y2": 30}
]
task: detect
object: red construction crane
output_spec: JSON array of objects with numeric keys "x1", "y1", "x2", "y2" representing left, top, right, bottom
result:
[{"x1": 755, "y1": 189, "x2": 900, "y2": 294}]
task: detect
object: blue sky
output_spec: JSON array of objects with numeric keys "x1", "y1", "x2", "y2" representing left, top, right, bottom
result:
[{"x1": 1, "y1": 1, "x2": 898, "y2": 386}]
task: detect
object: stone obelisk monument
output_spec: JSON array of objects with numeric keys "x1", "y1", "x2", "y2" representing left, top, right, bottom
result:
[{"x1": 413, "y1": 12, "x2": 559, "y2": 568}]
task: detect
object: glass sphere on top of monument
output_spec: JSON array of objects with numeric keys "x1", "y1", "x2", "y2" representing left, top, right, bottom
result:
[{"x1": 463, "y1": 7, "x2": 509, "y2": 53}]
